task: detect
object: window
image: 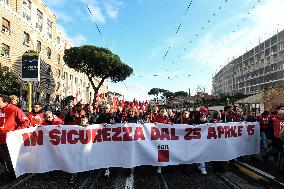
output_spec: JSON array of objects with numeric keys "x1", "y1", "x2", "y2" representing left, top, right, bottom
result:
[
  {"x1": 57, "y1": 36, "x2": 60, "y2": 45},
  {"x1": 22, "y1": 0, "x2": 31, "y2": 21},
  {"x1": 56, "y1": 82, "x2": 60, "y2": 91},
  {"x1": 46, "y1": 93, "x2": 50, "y2": 102},
  {"x1": 2, "y1": 17, "x2": 10, "y2": 34},
  {"x1": 36, "y1": 9, "x2": 43, "y2": 31},
  {"x1": 57, "y1": 69, "x2": 61, "y2": 78},
  {"x1": 1, "y1": 43, "x2": 10, "y2": 57},
  {"x1": 0, "y1": 0, "x2": 10, "y2": 6},
  {"x1": 279, "y1": 42, "x2": 284, "y2": 51},
  {"x1": 35, "y1": 92, "x2": 40, "y2": 103},
  {"x1": 271, "y1": 35, "x2": 277, "y2": 45},
  {"x1": 46, "y1": 47, "x2": 51, "y2": 59},
  {"x1": 57, "y1": 54, "x2": 60, "y2": 64},
  {"x1": 47, "y1": 19, "x2": 52, "y2": 38},
  {"x1": 63, "y1": 72, "x2": 67, "y2": 80},
  {"x1": 265, "y1": 48, "x2": 270, "y2": 57},
  {"x1": 271, "y1": 45, "x2": 277, "y2": 54},
  {"x1": 265, "y1": 40, "x2": 270, "y2": 48},
  {"x1": 36, "y1": 41, "x2": 41, "y2": 52},
  {"x1": 23, "y1": 32, "x2": 30, "y2": 45},
  {"x1": 47, "y1": 67, "x2": 52, "y2": 76}
]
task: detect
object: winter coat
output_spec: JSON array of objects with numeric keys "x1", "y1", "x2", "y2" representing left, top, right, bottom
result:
[
  {"x1": 0, "y1": 104, "x2": 30, "y2": 144},
  {"x1": 28, "y1": 110, "x2": 44, "y2": 126}
]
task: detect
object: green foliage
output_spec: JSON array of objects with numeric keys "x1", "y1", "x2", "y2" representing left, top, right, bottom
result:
[
  {"x1": 174, "y1": 91, "x2": 188, "y2": 97},
  {"x1": 106, "y1": 91, "x2": 122, "y2": 99},
  {"x1": 148, "y1": 88, "x2": 188, "y2": 100},
  {"x1": 201, "y1": 93, "x2": 248, "y2": 107},
  {"x1": 163, "y1": 90, "x2": 174, "y2": 99},
  {"x1": 148, "y1": 88, "x2": 168, "y2": 99},
  {"x1": 0, "y1": 64, "x2": 21, "y2": 96},
  {"x1": 148, "y1": 88, "x2": 160, "y2": 97},
  {"x1": 64, "y1": 45, "x2": 133, "y2": 99}
]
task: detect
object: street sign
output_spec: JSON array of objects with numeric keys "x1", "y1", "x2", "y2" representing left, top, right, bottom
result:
[{"x1": 22, "y1": 51, "x2": 40, "y2": 81}]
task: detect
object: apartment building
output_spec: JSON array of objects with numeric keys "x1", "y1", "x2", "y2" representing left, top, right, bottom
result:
[
  {"x1": 212, "y1": 29, "x2": 284, "y2": 96},
  {"x1": 0, "y1": 0, "x2": 108, "y2": 103}
]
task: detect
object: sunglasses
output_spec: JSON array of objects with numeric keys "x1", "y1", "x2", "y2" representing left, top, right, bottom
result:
[{"x1": 46, "y1": 116, "x2": 52, "y2": 119}]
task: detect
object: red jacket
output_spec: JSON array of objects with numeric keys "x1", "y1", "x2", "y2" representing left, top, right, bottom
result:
[
  {"x1": 28, "y1": 112, "x2": 44, "y2": 126},
  {"x1": 271, "y1": 117, "x2": 284, "y2": 139},
  {"x1": 257, "y1": 115, "x2": 270, "y2": 130},
  {"x1": 0, "y1": 104, "x2": 30, "y2": 144},
  {"x1": 155, "y1": 115, "x2": 171, "y2": 124},
  {"x1": 42, "y1": 115, "x2": 63, "y2": 125}
]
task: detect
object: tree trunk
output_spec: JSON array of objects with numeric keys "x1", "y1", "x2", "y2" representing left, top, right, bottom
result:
[{"x1": 88, "y1": 76, "x2": 107, "y2": 105}]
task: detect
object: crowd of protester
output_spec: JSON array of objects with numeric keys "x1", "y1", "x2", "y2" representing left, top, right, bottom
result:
[{"x1": 0, "y1": 94, "x2": 283, "y2": 184}]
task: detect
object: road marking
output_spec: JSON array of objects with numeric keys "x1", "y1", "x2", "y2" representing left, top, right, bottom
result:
[
  {"x1": 3, "y1": 174, "x2": 35, "y2": 189},
  {"x1": 86, "y1": 170, "x2": 102, "y2": 189},
  {"x1": 79, "y1": 176, "x2": 91, "y2": 189},
  {"x1": 217, "y1": 174, "x2": 242, "y2": 189},
  {"x1": 158, "y1": 173, "x2": 169, "y2": 189}
]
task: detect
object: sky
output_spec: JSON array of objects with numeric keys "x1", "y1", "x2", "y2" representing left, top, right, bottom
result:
[{"x1": 42, "y1": 0, "x2": 284, "y2": 100}]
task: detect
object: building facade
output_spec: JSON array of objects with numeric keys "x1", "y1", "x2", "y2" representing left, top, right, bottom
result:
[
  {"x1": 212, "y1": 29, "x2": 284, "y2": 96},
  {"x1": 0, "y1": 0, "x2": 108, "y2": 103}
]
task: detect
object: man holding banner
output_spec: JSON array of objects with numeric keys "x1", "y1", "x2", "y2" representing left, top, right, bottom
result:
[{"x1": 0, "y1": 94, "x2": 30, "y2": 180}]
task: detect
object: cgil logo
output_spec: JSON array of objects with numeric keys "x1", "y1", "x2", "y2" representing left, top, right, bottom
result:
[{"x1": 158, "y1": 145, "x2": 169, "y2": 162}]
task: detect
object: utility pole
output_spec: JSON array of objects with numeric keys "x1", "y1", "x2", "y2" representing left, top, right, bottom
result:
[{"x1": 28, "y1": 81, "x2": 33, "y2": 112}]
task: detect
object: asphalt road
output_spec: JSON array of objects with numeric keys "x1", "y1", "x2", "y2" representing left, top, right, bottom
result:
[{"x1": 0, "y1": 163, "x2": 274, "y2": 189}]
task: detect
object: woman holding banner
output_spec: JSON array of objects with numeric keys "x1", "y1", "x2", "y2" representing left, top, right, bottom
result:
[
  {"x1": 42, "y1": 111, "x2": 63, "y2": 125},
  {"x1": 0, "y1": 94, "x2": 30, "y2": 181},
  {"x1": 68, "y1": 115, "x2": 89, "y2": 184},
  {"x1": 125, "y1": 108, "x2": 140, "y2": 123}
]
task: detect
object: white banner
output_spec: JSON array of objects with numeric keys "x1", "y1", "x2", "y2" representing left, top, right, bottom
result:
[{"x1": 7, "y1": 122, "x2": 260, "y2": 177}]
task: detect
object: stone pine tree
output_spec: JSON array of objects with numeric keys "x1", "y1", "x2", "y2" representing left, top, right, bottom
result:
[
  {"x1": 148, "y1": 88, "x2": 167, "y2": 100},
  {"x1": 0, "y1": 64, "x2": 21, "y2": 96},
  {"x1": 174, "y1": 91, "x2": 188, "y2": 97},
  {"x1": 63, "y1": 45, "x2": 133, "y2": 103}
]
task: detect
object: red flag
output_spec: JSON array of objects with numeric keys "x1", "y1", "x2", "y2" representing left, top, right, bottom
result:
[
  {"x1": 121, "y1": 95, "x2": 125, "y2": 108},
  {"x1": 145, "y1": 100, "x2": 149, "y2": 110},
  {"x1": 113, "y1": 96, "x2": 118, "y2": 113}
]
